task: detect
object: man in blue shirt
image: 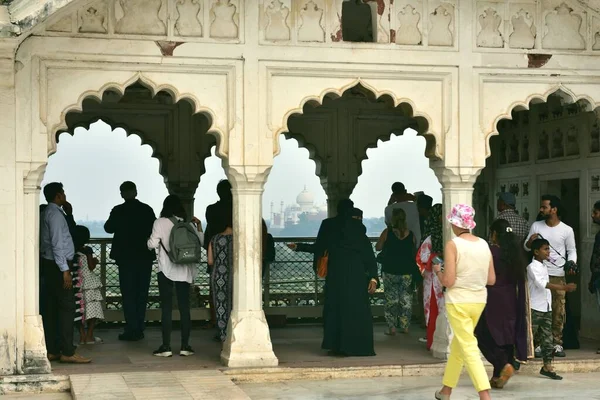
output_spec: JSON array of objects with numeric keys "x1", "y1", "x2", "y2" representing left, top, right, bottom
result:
[{"x1": 40, "y1": 182, "x2": 91, "y2": 363}]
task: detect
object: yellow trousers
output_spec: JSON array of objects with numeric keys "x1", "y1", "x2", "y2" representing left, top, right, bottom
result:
[{"x1": 442, "y1": 303, "x2": 490, "y2": 393}]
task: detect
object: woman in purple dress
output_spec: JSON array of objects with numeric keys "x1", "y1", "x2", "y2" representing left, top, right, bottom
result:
[{"x1": 475, "y1": 218, "x2": 528, "y2": 389}]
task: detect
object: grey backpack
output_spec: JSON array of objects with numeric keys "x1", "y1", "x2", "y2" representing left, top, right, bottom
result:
[{"x1": 160, "y1": 217, "x2": 203, "y2": 264}]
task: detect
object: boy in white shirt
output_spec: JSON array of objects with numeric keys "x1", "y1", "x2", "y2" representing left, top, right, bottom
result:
[
  {"x1": 524, "y1": 195, "x2": 577, "y2": 357},
  {"x1": 528, "y1": 239, "x2": 577, "y2": 380}
]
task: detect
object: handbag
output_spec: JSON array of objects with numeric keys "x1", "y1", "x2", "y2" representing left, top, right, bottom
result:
[{"x1": 317, "y1": 250, "x2": 329, "y2": 278}]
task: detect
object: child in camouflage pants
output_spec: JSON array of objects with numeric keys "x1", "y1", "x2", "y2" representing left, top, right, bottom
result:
[{"x1": 528, "y1": 239, "x2": 577, "y2": 380}]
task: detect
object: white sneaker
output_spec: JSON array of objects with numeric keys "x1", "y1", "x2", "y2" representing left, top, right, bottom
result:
[
  {"x1": 554, "y1": 344, "x2": 566, "y2": 357},
  {"x1": 534, "y1": 346, "x2": 541, "y2": 358}
]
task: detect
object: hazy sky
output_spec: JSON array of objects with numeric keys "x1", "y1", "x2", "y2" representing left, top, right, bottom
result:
[{"x1": 41, "y1": 121, "x2": 442, "y2": 221}]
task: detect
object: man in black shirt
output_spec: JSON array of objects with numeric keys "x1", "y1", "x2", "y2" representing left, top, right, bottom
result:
[
  {"x1": 105, "y1": 182, "x2": 156, "y2": 341},
  {"x1": 204, "y1": 180, "x2": 233, "y2": 251}
]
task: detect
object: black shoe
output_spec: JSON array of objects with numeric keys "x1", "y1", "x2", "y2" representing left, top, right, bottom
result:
[
  {"x1": 180, "y1": 345, "x2": 194, "y2": 356},
  {"x1": 153, "y1": 345, "x2": 172, "y2": 357},
  {"x1": 540, "y1": 367, "x2": 563, "y2": 380}
]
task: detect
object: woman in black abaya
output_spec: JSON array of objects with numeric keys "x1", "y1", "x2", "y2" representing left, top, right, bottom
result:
[{"x1": 313, "y1": 199, "x2": 378, "y2": 356}]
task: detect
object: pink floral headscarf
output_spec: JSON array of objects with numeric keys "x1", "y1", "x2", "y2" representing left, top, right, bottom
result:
[{"x1": 446, "y1": 204, "x2": 476, "y2": 230}]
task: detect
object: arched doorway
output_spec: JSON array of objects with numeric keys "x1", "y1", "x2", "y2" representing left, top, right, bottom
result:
[
  {"x1": 283, "y1": 83, "x2": 437, "y2": 215},
  {"x1": 477, "y1": 87, "x2": 600, "y2": 350},
  {"x1": 259, "y1": 82, "x2": 443, "y2": 363},
  {"x1": 24, "y1": 78, "x2": 222, "y2": 372}
]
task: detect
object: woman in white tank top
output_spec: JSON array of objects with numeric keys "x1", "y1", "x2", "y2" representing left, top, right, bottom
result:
[{"x1": 432, "y1": 204, "x2": 496, "y2": 400}]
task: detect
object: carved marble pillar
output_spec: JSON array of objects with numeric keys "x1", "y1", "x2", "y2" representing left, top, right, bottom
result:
[
  {"x1": 220, "y1": 176, "x2": 278, "y2": 367},
  {"x1": 166, "y1": 181, "x2": 199, "y2": 219},
  {"x1": 323, "y1": 181, "x2": 356, "y2": 218},
  {"x1": 0, "y1": 53, "x2": 19, "y2": 375},
  {"x1": 429, "y1": 167, "x2": 479, "y2": 359},
  {"x1": 21, "y1": 165, "x2": 51, "y2": 374}
]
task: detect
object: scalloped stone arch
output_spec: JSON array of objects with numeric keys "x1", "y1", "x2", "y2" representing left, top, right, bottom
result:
[
  {"x1": 277, "y1": 81, "x2": 439, "y2": 174},
  {"x1": 49, "y1": 73, "x2": 226, "y2": 159},
  {"x1": 484, "y1": 84, "x2": 600, "y2": 158}
]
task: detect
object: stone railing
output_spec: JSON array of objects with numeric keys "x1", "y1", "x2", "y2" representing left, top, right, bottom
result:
[{"x1": 89, "y1": 237, "x2": 387, "y2": 322}]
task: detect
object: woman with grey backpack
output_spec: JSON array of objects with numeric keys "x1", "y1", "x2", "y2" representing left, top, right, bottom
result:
[{"x1": 147, "y1": 195, "x2": 204, "y2": 357}]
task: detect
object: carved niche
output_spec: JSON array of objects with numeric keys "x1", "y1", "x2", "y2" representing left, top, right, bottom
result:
[
  {"x1": 509, "y1": 8, "x2": 535, "y2": 49},
  {"x1": 593, "y1": 17, "x2": 600, "y2": 50},
  {"x1": 429, "y1": 4, "x2": 455, "y2": 47},
  {"x1": 210, "y1": 0, "x2": 240, "y2": 39},
  {"x1": 521, "y1": 131, "x2": 530, "y2": 162},
  {"x1": 477, "y1": 7, "x2": 503, "y2": 48},
  {"x1": 592, "y1": 175, "x2": 600, "y2": 192},
  {"x1": 175, "y1": 0, "x2": 204, "y2": 37},
  {"x1": 508, "y1": 133, "x2": 520, "y2": 163},
  {"x1": 365, "y1": 0, "x2": 391, "y2": 43},
  {"x1": 591, "y1": 120, "x2": 600, "y2": 153},
  {"x1": 523, "y1": 182, "x2": 529, "y2": 197},
  {"x1": 538, "y1": 129, "x2": 549, "y2": 160},
  {"x1": 542, "y1": 3, "x2": 585, "y2": 50},
  {"x1": 78, "y1": 3, "x2": 108, "y2": 33},
  {"x1": 298, "y1": 0, "x2": 325, "y2": 42},
  {"x1": 264, "y1": 0, "x2": 291, "y2": 41},
  {"x1": 565, "y1": 124, "x2": 579, "y2": 156},
  {"x1": 551, "y1": 128, "x2": 565, "y2": 158},
  {"x1": 498, "y1": 137, "x2": 508, "y2": 165},
  {"x1": 396, "y1": 5, "x2": 422, "y2": 45},
  {"x1": 329, "y1": 0, "x2": 344, "y2": 42},
  {"x1": 115, "y1": 0, "x2": 167, "y2": 35}
]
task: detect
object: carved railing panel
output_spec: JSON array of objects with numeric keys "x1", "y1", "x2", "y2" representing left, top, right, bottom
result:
[{"x1": 87, "y1": 236, "x2": 385, "y2": 321}]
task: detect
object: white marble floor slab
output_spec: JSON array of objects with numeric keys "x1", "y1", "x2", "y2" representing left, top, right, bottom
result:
[{"x1": 239, "y1": 372, "x2": 600, "y2": 400}]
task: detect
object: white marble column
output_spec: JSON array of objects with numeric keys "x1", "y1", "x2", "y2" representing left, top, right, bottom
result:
[
  {"x1": 21, "y1": 165, "x2": 51, "y2": 374},
  {"x1": 323, "y1": 181, "x2": 355, "y2": 218},
  {"x1": 220, "y1": 178, "x2": 278, "y2": 367},
  {"x1": 430, "y1": 167, "x2": 478, "y2": 360},
  {"x1": 0, "y1": 55, "x2": 19, "y2": 375}
]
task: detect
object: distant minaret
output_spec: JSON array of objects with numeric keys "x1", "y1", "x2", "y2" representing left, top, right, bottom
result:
[
  {"x1": 280, "y1": 200, "x2": 285, "y2": 229},
  {"x1": 270, "y1": 201, "x2": 274, "y2": 227}
]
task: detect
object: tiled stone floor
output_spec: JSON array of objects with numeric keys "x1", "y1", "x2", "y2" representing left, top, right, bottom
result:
[
  {"x1": 7, "y1": 323, "x2": 600, "y2": 399},
  {"x1": 52, "y1": 323, "x2": 442, "y2": 375},
  {"x1": 51, "y1": 323, "x2": 600, "y2": 376},
  {"x1": 239, "y1": 372, "x2": 600, "y2": 399},
  {"x1": 8, "y1": 371, "x2": 600, "y2": 399}
]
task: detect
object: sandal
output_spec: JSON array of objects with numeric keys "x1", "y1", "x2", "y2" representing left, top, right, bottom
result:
[
  {"x1": 434, "y1": 390, "x2": 450, "y2": 400},
  {"x1": 489, "y1": 378, "x2": 500, "y2": 389},
  {"x1": 495, "y1": 363, "x2": 514, "y2": 388}
]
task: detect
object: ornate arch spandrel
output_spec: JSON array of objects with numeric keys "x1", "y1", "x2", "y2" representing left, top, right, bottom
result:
[
  {"x1": 263, "y1": 63, "x2": 453, "y2": 164},
  {"x1": 274, "y1": 78, "x2": 439, "y2": 161},
  {"x1": 483, "y1": 82, "x2": 600, "y2": 159},
  {"x1": 48, "y1": 73, "x2": 224, "y2": 157},
  {"x1": 28, "y1": 58, "x2": 239, "y2": 164}
]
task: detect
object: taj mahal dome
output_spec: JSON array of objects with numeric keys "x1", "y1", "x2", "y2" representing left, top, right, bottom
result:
[{"x1": 269, "y1": 186, "x2": 328, "y2": 230}]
